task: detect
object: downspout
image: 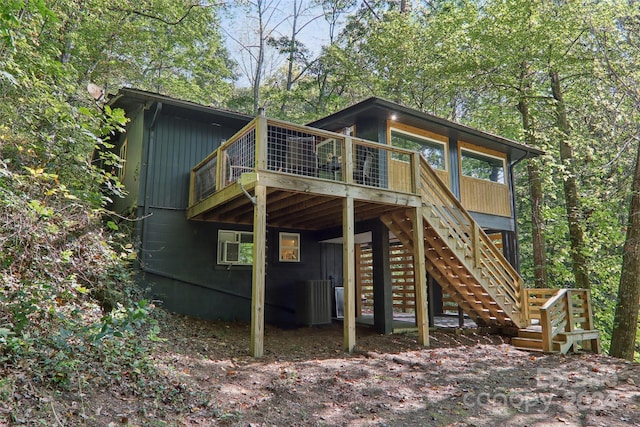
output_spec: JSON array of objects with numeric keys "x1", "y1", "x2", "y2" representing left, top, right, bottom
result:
[
  {"x1": 140, "y1": 102, "x2": 163, "y2": 271},
  {"x1": 240, "y1": 182, "x2": 257, "y2": 205},
  {"x1": 508, "y1": 150, "x2": 530, "y2": 273}
]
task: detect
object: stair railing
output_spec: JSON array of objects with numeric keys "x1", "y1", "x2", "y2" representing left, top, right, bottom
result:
[
  {"x1": 523, "y1": 288, "x2": 561, "y2": 325},
  {"x1": 417, "y1": 156, "x2": 524, "y2": 326},
  {"x1": 538, "y1": 289, "x2": 571, "y2": 352},
  {"x1": 538, "y1": 288, "x2": 597, "y2": 352}
]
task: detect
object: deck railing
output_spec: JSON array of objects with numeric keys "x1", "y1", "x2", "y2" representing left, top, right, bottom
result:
[
  {"x1": 191, "y1": 119, "x2": 257, "y2": 205},
  {"x1": 190, "y1": 116, "x2": 418, "y2": 207}
]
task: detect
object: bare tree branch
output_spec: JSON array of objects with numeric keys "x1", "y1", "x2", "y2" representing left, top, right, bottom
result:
[
  {"x1": 361, "y1": 0, "x2": 380, "y2": 21},
  {"x1": 109, "y1": 3, "x2": 204, "y2": 26}
]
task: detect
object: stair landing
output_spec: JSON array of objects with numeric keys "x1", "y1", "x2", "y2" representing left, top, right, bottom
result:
[{"x1": 512, "y1": 325, "x2": 601, "y2": 354}]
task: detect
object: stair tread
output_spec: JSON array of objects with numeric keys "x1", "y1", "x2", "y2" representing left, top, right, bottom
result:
[
  {"x1": 512, "y1": 337, "x2": 542, "y2": 343},
  {"x1": 512, "y1": 346, "x2": 544, "y2": 353}
]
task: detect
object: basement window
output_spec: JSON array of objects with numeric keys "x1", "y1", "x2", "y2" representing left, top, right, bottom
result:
[
  {"x1": 217, "y1": 230, "x2": 253, "y2": 265},
  {"x1": 279, "y1": 232, "x2": 300, "y2": 262}
]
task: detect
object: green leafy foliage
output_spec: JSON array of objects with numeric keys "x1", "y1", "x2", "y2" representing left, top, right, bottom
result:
[
  {"x1": 0, "y1": 155, "x2": 156, "y2": 387},
  {"x1": 0, "y1": 0, "x2": 167, "y2": 397}
]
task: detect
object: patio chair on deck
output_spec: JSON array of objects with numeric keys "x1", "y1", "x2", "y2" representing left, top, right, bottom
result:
[
  {"x1": 286, "y1": 136, "x2": 318, "y2": 177},
  {"x1": 355, "y1": 148, "x2": 375, "y2": 186}
]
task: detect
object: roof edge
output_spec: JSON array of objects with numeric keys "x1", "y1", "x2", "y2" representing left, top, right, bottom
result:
[
  {"x1": 107, "y1": 87, "x2": 253, "y2": 122},
  {"x1": 309, "y1": 97, "x2": 544, "y2": 158}
]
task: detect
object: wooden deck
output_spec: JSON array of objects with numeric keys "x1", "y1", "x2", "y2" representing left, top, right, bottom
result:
[
  {"x1": 188, "y1": 170, "x2": 421, "y2": 230},
  {"x1": 187, "y1": 115, "x2": 600, "y2": 357}
]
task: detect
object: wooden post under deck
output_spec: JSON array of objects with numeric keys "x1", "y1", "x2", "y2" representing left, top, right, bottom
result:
[
  {"x1": 250, "y1": 184, "x2": 267, "y2": 357},
  {"x1": 372, "y1": 219, "x2": 393, "y2": 334},
  {"x1": 343, "y1": 196, "x2": 356, "y2": 352},
  {"x1": 409, "y1": 206, "x2": 430, "y2": 346}
]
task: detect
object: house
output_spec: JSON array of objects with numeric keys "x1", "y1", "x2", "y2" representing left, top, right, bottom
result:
[{"x1": 107, "y1": 88, "x2": 600, "y2": 357}]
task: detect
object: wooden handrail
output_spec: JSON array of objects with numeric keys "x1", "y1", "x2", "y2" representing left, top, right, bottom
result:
[
  {"x1": 523, "y1": 288, "x2": 560, "y2": 322},
  {"x1": 192, "y1": 118, "x2": 258, "y2": 173},
  {"x1": 189, "y1": 119, "x2": 259, "y2": 206},
  {"x1": 538, "y1": 289, "x2": 599, "y2": 353},
  {"x1": 539, "y1": 289, "x2": 570, "y2": 352},
  {"x1": 418, "y1": 156, "x2": 523, "y2": 325}
]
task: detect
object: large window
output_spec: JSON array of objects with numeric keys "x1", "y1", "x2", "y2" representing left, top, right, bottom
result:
[
  {"x1": 460, "y1": 148, "x2": 505, "y2": 184},
  {"x1": 217, "y1": 230, "x2": 253, "y2": 265},
  {"x1": 390, "y1": 129, "x2": 447, "y2": 170}
]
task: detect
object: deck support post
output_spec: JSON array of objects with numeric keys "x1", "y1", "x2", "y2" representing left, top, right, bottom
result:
[
  {"x1": 250, "y1": 184, "x2": 267, "y2": 357},
  {"x1": 343, "y1": 196, "x2": 356, "y2": 352},
  {"x1": 372, "y1": 219, "x2": 393, "y2": 334},
  {"x1": 409, "y1": 206, "x2": 430, "y2": 346}
]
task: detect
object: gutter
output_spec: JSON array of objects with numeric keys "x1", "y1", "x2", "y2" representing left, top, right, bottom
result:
[
  {"x1": 507, "y1": 150, "x2": 531, "y2": 273},
  {"x1": 140, "y1": 102, "x2": 162, "y2": 269}
]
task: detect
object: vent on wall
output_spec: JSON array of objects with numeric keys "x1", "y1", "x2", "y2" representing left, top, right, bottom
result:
[{"x1": 296, "y1": 280, "x2": 332, "y2": 326}]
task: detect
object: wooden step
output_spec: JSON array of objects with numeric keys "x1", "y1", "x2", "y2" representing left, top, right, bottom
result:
[
  {"x1": 389, "y1": 210, "x2": 523, "y2": 330},
  {"x1": 518, "y1": 329, "x2": 543, "y2": 340},
  {"x1": 511, "y1": 337, "x2": 544, "y2": 350},
  {"x1": 556, "y1": 330, "x2": 600, "y2": 342}
]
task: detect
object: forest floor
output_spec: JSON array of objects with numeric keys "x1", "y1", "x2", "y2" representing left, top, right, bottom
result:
[{"x1": 2, "y1": 312, "x2": 640, "y2": 426}]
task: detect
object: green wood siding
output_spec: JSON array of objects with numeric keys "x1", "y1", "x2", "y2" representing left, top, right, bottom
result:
[
  {"x1": 112, "y1": 109, "x2": 144, "y2": 214},
  {"x1": 140, "y1": 208, "x2": 324, "y2": 324},
  {"x1": 148, "y1": 114, "x2": 232, "y2": 209}
]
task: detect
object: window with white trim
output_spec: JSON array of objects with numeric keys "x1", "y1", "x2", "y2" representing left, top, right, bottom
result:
[
  {"x1": 460, "y1": 148, "x2": 506, "y2": 184},
  {"x1": 279, "y1": 232, "x2": 300, "y2": 262},
  {"x1": 390, "y1": 129, "x2": 447, "y2": 170},
  {"x1": 117, "y1": 138, "x2": 128, "y2": 180},
  {"x1": 217, "y1": 230, "x2": 253, "y2": 265}
]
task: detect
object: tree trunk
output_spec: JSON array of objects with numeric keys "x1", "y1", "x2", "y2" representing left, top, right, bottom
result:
[
  {"x1": 610, "y1": 140, "x2": 640, "y2": 360},
  {"x1": 528, "y1": 162, "x2": 548, "y2": 288},
  {"x1": 517, "y1": 96, "x2": 548, "y2": 288},
  {"x1": 253, "y1": 0, "x2": 265, "y2": 114},
  {"x1": 280, "y1": 0, "x2": 299, "y2": 116},
  {"x1": 550, "y1": 69, "x2": 590, "y2": 289}
]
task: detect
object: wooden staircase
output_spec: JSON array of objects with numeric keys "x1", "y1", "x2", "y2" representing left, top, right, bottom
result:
[{"x1": 380, "y1": 156, "x2": 600, "y2": 354}]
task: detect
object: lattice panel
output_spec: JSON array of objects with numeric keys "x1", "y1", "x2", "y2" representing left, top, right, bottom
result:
[
  {"x1": 390, "y1": 244, "x2": 416, "y2": 313},
  {"x1": 356, "y1": 243, "x2": 416, "y2": 315}
]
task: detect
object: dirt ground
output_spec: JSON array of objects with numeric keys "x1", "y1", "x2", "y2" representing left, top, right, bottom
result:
[{"x1": 3, "y1": 313, "x2": 640, "y2": 426}]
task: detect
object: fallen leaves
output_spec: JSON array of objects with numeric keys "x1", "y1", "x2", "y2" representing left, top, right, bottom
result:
[{"x1": 3, "y1": 314, "x2": 640, "y2": 426}]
